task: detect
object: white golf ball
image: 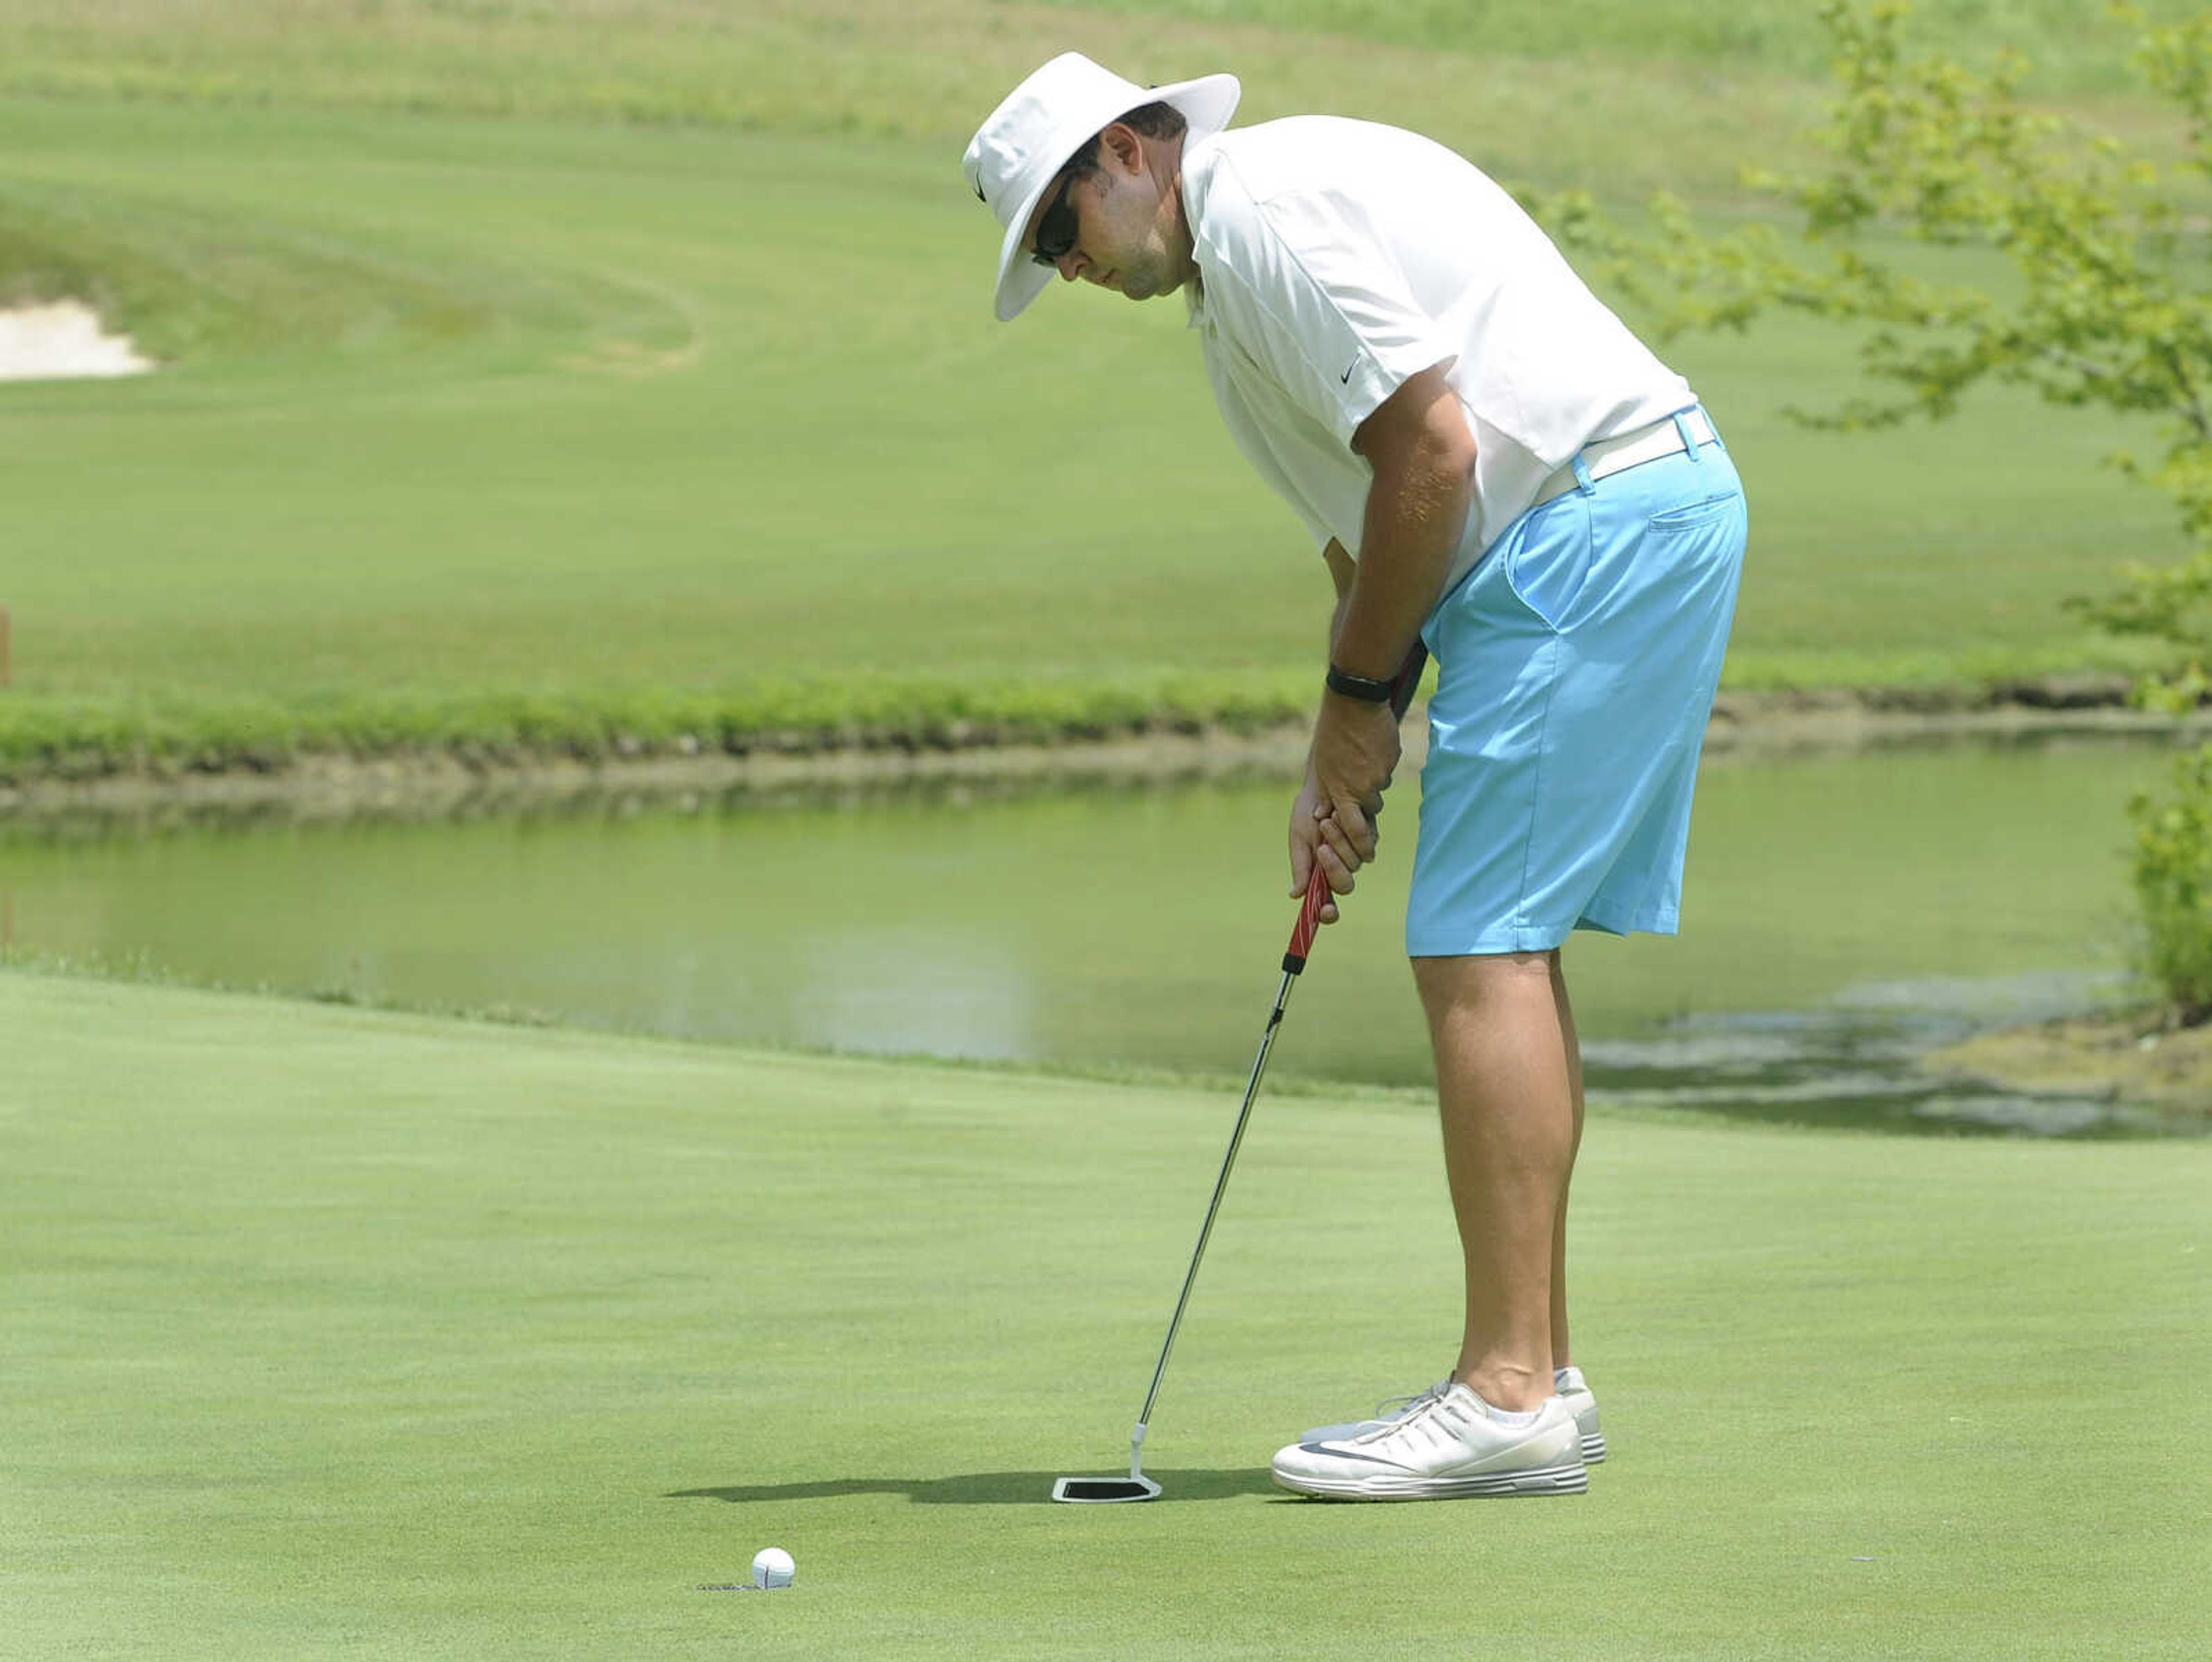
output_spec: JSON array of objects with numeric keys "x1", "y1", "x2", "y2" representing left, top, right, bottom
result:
[{"x1": 751, "y1": 1547, "x2": 795, "y2": 1589}]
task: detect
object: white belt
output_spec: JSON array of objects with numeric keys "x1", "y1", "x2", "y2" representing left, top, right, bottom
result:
[{"x1": 1531, "y1": 408, "x2": 1717, "y2": 510}]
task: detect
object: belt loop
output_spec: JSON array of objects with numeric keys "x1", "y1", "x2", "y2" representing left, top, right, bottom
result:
[
  {"x1": 1673, "y1": 410, "x2": 1702, "y2": 461},
  {"x1": 1571, "y1": 453, "x2": 1596, "y2": 494}
]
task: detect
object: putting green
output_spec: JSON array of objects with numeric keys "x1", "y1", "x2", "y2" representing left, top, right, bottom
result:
[{"x1": 6, "y1": 969, "x2": 2206, "y2": 1658}]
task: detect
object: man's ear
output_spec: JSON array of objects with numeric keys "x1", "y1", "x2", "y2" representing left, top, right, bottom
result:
[{"x1": 1099, "y1": 122, "x2": 1145, "y2": 175}]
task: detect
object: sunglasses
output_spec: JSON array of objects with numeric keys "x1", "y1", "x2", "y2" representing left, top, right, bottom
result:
[{"x1": 1029, "y1": 168, "x2": 1081, "y2": 267}]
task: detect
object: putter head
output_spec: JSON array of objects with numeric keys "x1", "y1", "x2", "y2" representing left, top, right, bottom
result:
[{"x1": 1050, "y1": 1474, "x2": 1162, "y2": 1504}]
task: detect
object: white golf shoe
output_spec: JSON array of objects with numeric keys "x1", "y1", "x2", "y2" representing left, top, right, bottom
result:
[
  {"x1": 1554, "y1": 1365, "x2": 1606, "y2": 1463},
  {"x1": 1304, "y1": 1369, "x2": 1607, "y2": 1464},
  {"x1": 1272, "y1": 1383, "x2": 1588, "y2": 1500}
]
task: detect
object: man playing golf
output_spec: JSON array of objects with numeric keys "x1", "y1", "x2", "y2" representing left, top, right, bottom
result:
[{"x1": 965, "y1": 56, "x2": 1746, "y2": 1500}]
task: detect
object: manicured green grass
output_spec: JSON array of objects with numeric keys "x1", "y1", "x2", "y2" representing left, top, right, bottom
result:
[
  {"x1": 3, "y1": 0, "x2": 2194, "y2": 160},
  {"x1": 4, "y1": 0, "x2": 1851, "y2": 199},
  {"x1": 0, "y1": 0, "x2": 2198, "y2": 774},
  {"x1": 1035, "y1": 0, "x2": 2207, "y2": 93},
  {"x1": 0, "y1": 103, "x2": 2177, "y2": 760},
  {"x1": 5, "y1": 968, "x2": 2208, "y2": 1658}
]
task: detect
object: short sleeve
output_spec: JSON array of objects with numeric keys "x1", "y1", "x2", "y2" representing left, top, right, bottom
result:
[{"x1": 1192, "y1": 157, "x2": 1458, "y2": 449}]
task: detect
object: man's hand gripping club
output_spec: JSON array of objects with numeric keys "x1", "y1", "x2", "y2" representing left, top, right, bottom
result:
[{"x1": 1289, "y1": 645, "x2": 1427, "y2": 923}]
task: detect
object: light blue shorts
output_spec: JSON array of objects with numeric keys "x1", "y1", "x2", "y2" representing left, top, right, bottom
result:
[{"x1": 1406, "y1": 417, "x2": 1747, "y2": 957}]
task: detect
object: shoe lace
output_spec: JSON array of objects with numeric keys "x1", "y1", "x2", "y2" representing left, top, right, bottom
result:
[
  {"x1": 1351, "y1": 1384, "x2": 1459, "y2": 1452},
  {"x1": 1373, "y1": 1379, "x2": 1452, "y2": 1421}
]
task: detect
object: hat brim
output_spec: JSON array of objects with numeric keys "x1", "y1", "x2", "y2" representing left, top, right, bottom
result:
[{"x1": 993, "y1": 73, "x2": 1241, "y2": 323}]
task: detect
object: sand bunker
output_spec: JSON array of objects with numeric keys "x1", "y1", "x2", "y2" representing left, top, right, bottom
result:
[{"x1": 0, "y1": 300, "x2": 154, "y2": 381}]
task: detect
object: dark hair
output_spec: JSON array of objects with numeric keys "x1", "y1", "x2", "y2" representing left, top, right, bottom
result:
[{"x1": 1063, "y1": 99, "x2": 1188, "y2": 182}]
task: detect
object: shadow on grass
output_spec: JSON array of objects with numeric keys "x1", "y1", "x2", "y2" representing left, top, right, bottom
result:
[{"x1": 668, "y1": 1469, "x2": 1275, "y2": 1506}]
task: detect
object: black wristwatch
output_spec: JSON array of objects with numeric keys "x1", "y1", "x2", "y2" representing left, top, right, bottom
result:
[{"x1": 1325, "y1": 664, "x2": 1397, "y2": 703}]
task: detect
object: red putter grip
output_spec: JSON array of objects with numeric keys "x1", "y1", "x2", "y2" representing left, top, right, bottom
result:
[
  {"x1": 1280, "y1": 642, "x2": 1421, "y2": 976},
  {"x1": 1283, "y1": 861, "x2": 1331, "y2": 974}
]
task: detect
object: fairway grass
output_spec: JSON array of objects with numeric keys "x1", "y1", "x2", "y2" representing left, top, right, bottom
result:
[
  {"x1": 0, "y1": 96, "x2": 2181, "y2": 778},
  {"x1": 1, "y1": 1, "x2": 2205, "y2": 777},
  {"x1": 5, "y1": 970, "x2": 2207, "y2": 1659}
]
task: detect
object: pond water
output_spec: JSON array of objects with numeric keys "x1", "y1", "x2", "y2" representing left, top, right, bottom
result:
[{"x1": 0, "y1": 733, "x2": 2196, "y2": 1135}]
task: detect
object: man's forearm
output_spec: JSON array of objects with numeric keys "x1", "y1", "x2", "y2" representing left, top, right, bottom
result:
[{"x1": 1330, "y1": 452, "x2": 1469, "y2": 683}]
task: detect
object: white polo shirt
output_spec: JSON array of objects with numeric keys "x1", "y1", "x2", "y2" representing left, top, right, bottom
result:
[{"x1": 1181, "y1": 116, "x2": 1696, "y2": 592}]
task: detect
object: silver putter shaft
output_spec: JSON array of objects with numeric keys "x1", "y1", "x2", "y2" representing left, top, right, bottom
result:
[
  {"x1": 1051, "y1": 646, "x2": 1425, "y2": 1505},
  {"x1": 1050, "y1": 868, "x2": 1324, "y2": 1504}
]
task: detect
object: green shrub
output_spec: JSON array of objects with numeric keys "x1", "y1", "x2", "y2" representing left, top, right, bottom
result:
[{"x1": 2129, "y1": 741, "x2": 2212, "y2": 1023}]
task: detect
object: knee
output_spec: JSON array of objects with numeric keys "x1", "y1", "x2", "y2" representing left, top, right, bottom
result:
[{"x1": 1412, "y1": 949, "x2": 1559, "y2": 1016}]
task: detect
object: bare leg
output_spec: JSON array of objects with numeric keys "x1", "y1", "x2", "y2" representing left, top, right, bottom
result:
[
  {"x1": 1412, "y1": 949, "x2": 1578, "y2": 1413},
  {"x1": 1550, "y1": 950, "x2": 1584, "y2": 1372}
]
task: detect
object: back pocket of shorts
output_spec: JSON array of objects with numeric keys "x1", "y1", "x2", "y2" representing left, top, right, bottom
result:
[{"x1": 1647, "y1": 492, "x2": 1741, "y2": 532}]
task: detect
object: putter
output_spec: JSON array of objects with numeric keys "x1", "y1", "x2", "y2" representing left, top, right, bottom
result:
[{"x1": 1052, "y1": 645, "x2": 1426, "y2": 1505}]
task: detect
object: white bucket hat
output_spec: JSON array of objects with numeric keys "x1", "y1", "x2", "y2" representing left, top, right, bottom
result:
[{"x1": 963, "y1": 52, "x2": 1240, "y2": 322}]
